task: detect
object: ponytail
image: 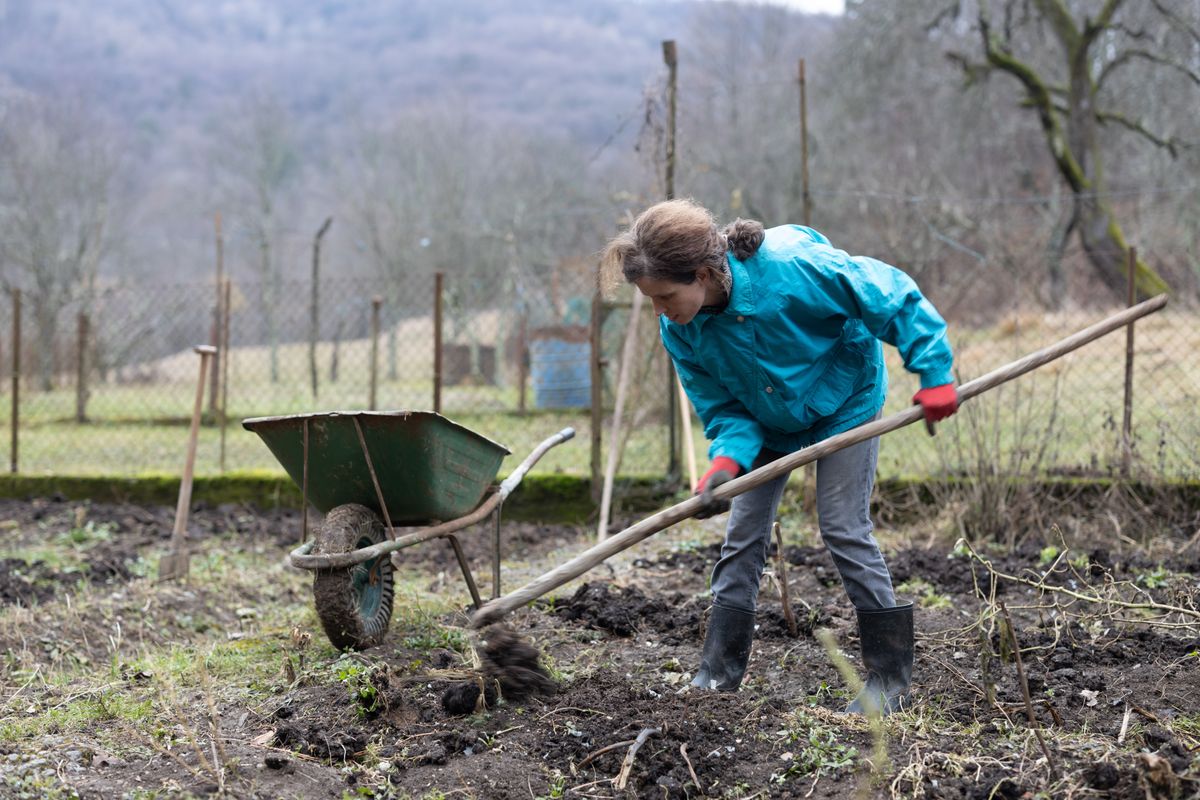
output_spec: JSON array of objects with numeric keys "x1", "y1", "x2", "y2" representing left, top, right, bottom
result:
[{"x1": 723, "y1": 218, "x2": 765, "y2": 261}]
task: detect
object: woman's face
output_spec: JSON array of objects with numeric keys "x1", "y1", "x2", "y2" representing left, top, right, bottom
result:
[{"x1": 634, "y1": 269, "x2": 717, "y2": 325}]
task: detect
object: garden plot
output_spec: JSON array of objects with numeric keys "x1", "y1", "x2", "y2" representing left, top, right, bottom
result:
[{"x1": 0, "y1": 497, "x2": 1197, "y2": 799}]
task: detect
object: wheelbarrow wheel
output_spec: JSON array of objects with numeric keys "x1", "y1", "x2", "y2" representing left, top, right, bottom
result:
[{"x1": 312, "y1": 503, "x2": 394, "y2": 650}]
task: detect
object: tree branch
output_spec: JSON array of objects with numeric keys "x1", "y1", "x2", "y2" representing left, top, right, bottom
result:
[
  {"x1": 1096, "y1": 110, "x2": 1189, "y2": 157},
  {"x1": 1100, "y1": 48, "x2": 1200, "y2": 89},
  {"x1": 1150, "y1": 0, "x2": 1200, "y2": 44},
  {"x1": 977, "y1": 7, "x2": 1086, "y2": 191}
]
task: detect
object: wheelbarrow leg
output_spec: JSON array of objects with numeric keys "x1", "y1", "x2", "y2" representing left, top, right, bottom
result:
[
  {"x1": 445, "y1": 534, "x2": 483, "y2": 610},
  {"x1": 491, "y1": 506, "x2": 502, "y2": 599}
]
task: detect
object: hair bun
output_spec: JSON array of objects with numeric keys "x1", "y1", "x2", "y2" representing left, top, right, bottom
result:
[{"x1": 723, "y1": 218, "x2": 765, "y2": 260}]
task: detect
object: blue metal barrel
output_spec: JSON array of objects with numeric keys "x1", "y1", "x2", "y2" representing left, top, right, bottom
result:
[{"x1": 529, "y1": 335, "x2": 590, "y2": 408}]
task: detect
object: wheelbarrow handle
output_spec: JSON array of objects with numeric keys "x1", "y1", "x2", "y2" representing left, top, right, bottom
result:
[
  {"x1": 287, "y1": 427, "x2": 575, "y2": 571},
  {"x1": 470, "y1": 294, "x2": 1168, "y2": 628},
  {"x1": 500, "y1": 427, "x2": 575, "y2": 499}
]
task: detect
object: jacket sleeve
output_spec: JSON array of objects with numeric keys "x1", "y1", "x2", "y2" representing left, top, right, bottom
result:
[
  {"x1": 661, "y1": 325, "x2": 762, "y2": 472},
  {"x1": 794, "y1": 247, "x2": 954, "y2": 388}
]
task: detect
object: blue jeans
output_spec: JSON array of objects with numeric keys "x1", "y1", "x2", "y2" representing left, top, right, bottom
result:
[{"x1": 708, "y1": 433, "x2": 896, "y2": 613}]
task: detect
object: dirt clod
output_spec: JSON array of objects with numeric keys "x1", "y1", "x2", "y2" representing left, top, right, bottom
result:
[{"x1": 441, "y1": 624, "x2": 556, "y2": 715}]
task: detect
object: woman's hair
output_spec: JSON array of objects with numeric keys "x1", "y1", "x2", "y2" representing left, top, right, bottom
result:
[{"x1": 599, "y1": 198, "x2": 764, "y2": 296}]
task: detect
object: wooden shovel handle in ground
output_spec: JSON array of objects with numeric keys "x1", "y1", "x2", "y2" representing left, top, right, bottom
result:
[{"x1": 471, "y1": 294, "x2": 1168, "y2": 629}]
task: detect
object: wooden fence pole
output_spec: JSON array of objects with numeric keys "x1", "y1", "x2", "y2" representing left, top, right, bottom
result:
[
  {"x1": 663, "y1": 39, "x2": 680, "y2": 481},
  {"x1": 1121, "y1": 247, "x2": 1137, "y2": 477},
  {"x1": 590, "y1": 289, "x2": 604, "y2": 503},
  {"x1": 209, "y1": 212, "x2": 223, "y2": 413},
  {"x1": 219, "y1": 278, "x2": 232, "y2": 472},
  {"x1": 798, "y1": 58, "x2": 811, "y2": 227},
  {"x1": 517, "y1": 312, "x2": 528, "y2": 415},
  {"x1": 10, "y1": 288, "x2": 19, "y2": 474},
  {"x1": 75, "y1": 312, "x2": 89, "y2": 423},
  {"x1": 370, "y1": 295, "x2": 382, "y2": 411},
  {"x1": 433, "y1": 273, "x2": 444, "y2": 414},
  {"x1": 310, "y1": 216, "x2": 333, "y2": 400}
]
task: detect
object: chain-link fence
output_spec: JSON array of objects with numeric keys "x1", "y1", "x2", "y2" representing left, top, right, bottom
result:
[{"x1": 1, "y1": 246, "x2": 1196, "y2": 485}]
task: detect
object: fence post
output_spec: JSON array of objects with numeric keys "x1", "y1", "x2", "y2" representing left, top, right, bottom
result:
[
  {"x1": 433, "y1": 272, "x2": 444, "y2": 414},
  {"x1": 662, "y1": 39, "x2": 680, "y2": 481},
  {"x1": 310, "y1": 216, "x2": 333, "y2": 401},
  {"x1": 75, "y1": 312, "x2": 89, "y2": 423},
  {"x1": 210, "y1": 212, "x2": 223, "y2": 414},
  {"x1": 369, "y1": 295, "x2": 382, "y2": 411},
  {"x1": 10, "y1": 288, "x2": 19, "y2": 474},
  {"x1": 590, "y1": 289, "x2": 604, "y2": 502},
  {"x1": 517, "y1": 312, "x2": 528, "y2": 415},
  {"x1": 798, "y1": 58, "x2": 811, "y2": 227},
  {"x1": 219, "y1": 278, "x2": 232, "y2": 472},
  {"x1": 1121, "y1": 247, "x2": 1137, "y2": 477}
]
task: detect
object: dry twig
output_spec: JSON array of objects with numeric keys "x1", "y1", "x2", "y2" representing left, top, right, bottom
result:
[
  {"x1": 680, "y1": 742, "x2": 702, "y2": 792},
  {"x1": 772, "y1": 521, "x2": 799, "y2": 637},
  {"x1": 999, "y1": 602, "x2": 1059, "y2": 781},
  {"x1": 615, "y1": 727, "x2": 661, "y2": 790}
]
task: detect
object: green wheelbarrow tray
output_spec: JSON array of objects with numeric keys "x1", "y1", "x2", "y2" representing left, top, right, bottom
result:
[
  {"x1": 243, "y1": 410, "x2": 514, "y2": 523},
  {"x1": 244, "y1": 410, "x2": 574, "y2": 650}
]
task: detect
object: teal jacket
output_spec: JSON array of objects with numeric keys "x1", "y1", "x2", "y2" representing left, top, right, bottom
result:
[{"x1": 661, "y1": 225, "x2": 954, "y2": 471}]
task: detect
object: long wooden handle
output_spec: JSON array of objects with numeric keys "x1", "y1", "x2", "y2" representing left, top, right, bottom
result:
[
  {"x1": 471, "y1": 294, "x2": 1168, "y2": 628},
  {"x1": 170, "y1": 346, "x2": 218, "y2": 545}
]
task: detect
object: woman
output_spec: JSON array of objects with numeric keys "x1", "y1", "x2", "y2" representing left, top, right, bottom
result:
[{"x1": 601, "y1": 199, "x2": 958, "y2": 715}]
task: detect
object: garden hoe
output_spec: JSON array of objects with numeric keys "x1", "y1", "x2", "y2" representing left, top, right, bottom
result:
[
  {"x1": 458, "y1": 294, "x2": 1168, "y2": 703},
  {"x1": 159, "y1": 344, "x2": 217, "y2": 581}
]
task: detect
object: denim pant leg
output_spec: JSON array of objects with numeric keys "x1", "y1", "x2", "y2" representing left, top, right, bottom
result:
[
  {"x1": 815, "y1": 434, "x2": 895, "y2": 610},
  {"x1": 708, "y1": 449, "x2": 789, "y2": 614}
]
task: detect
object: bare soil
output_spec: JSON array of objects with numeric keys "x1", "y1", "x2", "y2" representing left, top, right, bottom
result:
[{"x1": 1, "y1": 497, "x2": 1198, "y2": 799}]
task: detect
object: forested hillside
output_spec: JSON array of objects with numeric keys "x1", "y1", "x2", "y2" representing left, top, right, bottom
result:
[{"x1": 0, "y1": 0, "x2": 1194, "y2": 318}]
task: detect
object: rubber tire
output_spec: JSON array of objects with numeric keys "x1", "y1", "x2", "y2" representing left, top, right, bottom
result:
[{"x1": 312, "y1": 503, "x2": 394, "y2": 650}]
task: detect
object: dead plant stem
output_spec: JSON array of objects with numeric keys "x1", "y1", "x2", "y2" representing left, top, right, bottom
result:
[
  {"x1": 679, "y1": 742, "x2": 702, "y2": 792},
  {"x1": 962, "y1": 539, "x2": 1200, "y2": 622},
  {"x1": 615, "y1": 726, "x2": 660, "y2": 789},
  {"x1": 998, "y1": 602, "x2": 1058, "y2": 781}
]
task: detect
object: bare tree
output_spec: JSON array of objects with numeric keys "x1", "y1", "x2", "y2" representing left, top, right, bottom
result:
[
  {"x1": 0, "y1": 95, "x2": 119, "y2": 390},
  {"x1": 212, "y1": 92, "x2": 300, "y2": 383},
  {"x1": 940, "y1": 0, "x2": 1198, "y2": 301}
]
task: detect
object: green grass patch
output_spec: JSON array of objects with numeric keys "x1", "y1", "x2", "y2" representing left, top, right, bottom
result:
[
  {"x1": 770, "y1": 709, "x2": 859, "y2": 786},
  {"x1": 0, "y1": 687, "x2": 156, "y2": 741},
  {"x1": 895, "y1": 577, "x2": 953, "y2": 610}
]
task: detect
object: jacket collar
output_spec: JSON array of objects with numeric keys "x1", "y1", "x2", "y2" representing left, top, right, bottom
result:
[{"x1": 693, "y1": 256, "x2": 754, "y2": 325}]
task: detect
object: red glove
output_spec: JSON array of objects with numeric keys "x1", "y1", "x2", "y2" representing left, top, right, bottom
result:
[
  {"x1": 694, "y1": 456, "x2": 740, "y2": 519},
  {"x1": 913, "y1": 383, "x2": 959, "y2": 423}
]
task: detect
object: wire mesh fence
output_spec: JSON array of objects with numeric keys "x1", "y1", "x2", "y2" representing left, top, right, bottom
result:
[{"x1": 1, "y1": 247, "x2": 1196, "y2": 486}]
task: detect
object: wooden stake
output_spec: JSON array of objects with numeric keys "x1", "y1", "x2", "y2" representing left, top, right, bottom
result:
[
  {"x1": 598, "y1": 291, "x2": 644, "y2": 540},
  {"x1": 678, "y1": 378, "x2": 697, "y2": 489},
  {"x1": 773, "y1": 521, "x2": 798, "y2": 637}
]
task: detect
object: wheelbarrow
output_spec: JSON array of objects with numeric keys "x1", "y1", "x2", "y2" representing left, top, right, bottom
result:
[{"x1": 243, "y1": 410, "x2": 574, "y2": 650}]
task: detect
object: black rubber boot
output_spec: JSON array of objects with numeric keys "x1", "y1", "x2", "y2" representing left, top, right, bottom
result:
[
  {"x1": 846, "y1": 603, "x2": 914, "y2": 716},
  {"x1": 691, "y1": 605, "x2": 755, "y2": 691}
]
